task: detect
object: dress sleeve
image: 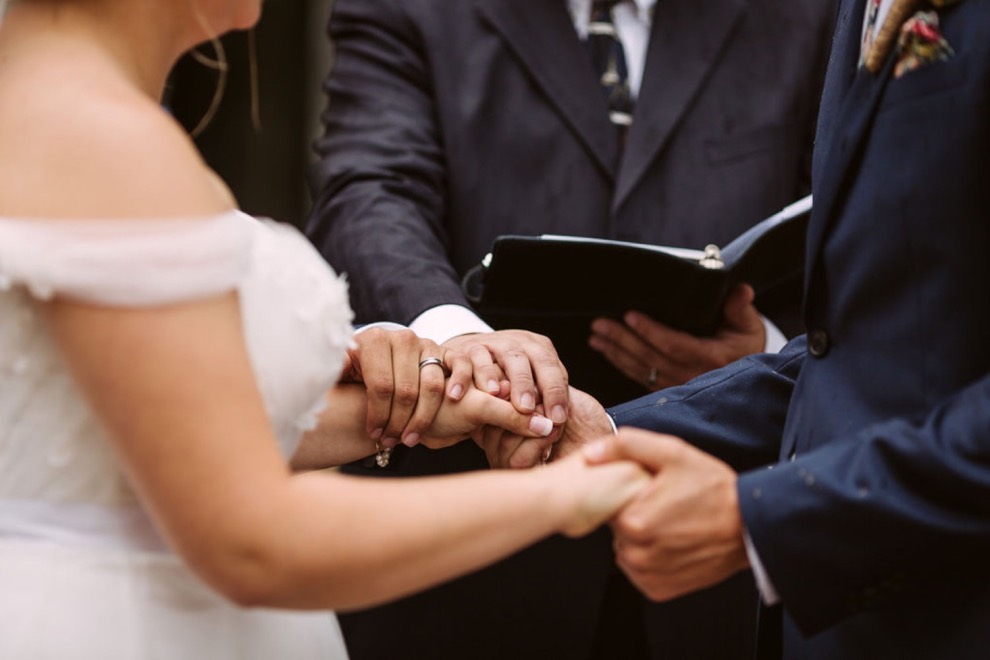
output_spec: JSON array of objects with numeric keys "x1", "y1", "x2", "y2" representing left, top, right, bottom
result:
[{"x1": 0, "y1": 212, "x2": 252, "y2": 306}]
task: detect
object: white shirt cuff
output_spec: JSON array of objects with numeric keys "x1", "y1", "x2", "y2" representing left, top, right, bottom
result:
[
  {"x1": 743, "y1": 529, "x2": 781, "y2": 605},
  {"x1": 761, "y1": 316, "x2": 787, "y2": 354},
  {"x1": 409, "y1": 304, "x2": 494, "y2": 345}
]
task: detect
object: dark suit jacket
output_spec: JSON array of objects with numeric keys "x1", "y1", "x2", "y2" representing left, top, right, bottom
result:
[
  {"x1": 307, "y1": 1, "x2": 835, "y2": 658},
  {"x1": 610, "y1": 0, "x2": 990, "y2": 657}
]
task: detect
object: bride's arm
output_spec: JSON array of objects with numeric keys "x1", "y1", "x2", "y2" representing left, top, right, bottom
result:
[
  {"x1": 44, "y1": 293, "x2": 647, "y2": 612},
  {"x1": 290, "y1": 382, "x2": 555, "y2": 470}
]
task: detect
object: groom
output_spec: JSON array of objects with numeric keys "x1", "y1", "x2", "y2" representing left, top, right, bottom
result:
[{"x1": 530, "y1": 0, "x2": 990, "y2": 656}]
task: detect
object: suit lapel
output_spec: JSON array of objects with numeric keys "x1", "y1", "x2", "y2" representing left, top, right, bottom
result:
[
  {"x1": 475, "y1": 0, "x2": 619, "y2": 179},
  {"x1": 804, "y1": 0, "x2": 894, "y2": 291},
  {"x1": 612, "y1": 0, "x2": 747, "y2": 211}
]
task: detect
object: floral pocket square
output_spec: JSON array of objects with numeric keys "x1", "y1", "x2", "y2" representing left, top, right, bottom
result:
[
  {"x1": 894, "y1": 10, "x2": 954, "y2": 78},
  {"x1": 863, "y1": 0, "x2": 961, "y2": 77}
]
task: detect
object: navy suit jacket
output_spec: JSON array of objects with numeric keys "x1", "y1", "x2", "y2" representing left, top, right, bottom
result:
[
  {"x1": 307, "y1": 0, "x2": 835, "y2": 658},
  {"x1": 611, "y1": 0, "x2": 990, "y2": 657}
]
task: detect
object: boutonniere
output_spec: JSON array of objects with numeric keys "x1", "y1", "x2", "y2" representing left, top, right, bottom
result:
[{"x1": 864, "y1": 0, "x2": 962, "y2": 77}]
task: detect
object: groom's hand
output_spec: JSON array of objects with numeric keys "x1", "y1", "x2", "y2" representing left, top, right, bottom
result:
[{"x1": 585, "y1": 428, "x2": 750, "y2": 602}]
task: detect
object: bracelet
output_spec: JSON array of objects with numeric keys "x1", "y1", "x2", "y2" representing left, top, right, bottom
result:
[{"x1": 375, "y1": 442, "x2": 393, "y2": 468}]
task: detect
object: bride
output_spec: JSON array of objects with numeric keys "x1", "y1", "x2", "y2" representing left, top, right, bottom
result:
[{"x1": 0, "y1": 0, "x2": 645, "y2": 657}]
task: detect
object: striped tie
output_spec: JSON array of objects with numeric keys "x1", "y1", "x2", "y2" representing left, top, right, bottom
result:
[{"x1": 586, "y1": 0, "x2": 634, "y2": 144}]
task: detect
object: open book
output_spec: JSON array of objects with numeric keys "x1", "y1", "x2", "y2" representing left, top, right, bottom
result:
[{"x1": 461, "y1": 195, "x2": 811, "y2": 404}]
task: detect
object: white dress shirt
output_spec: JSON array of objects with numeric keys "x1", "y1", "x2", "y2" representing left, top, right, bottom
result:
[{"x1": 567, "y1": 0, "x2": 657, "y2": 99}]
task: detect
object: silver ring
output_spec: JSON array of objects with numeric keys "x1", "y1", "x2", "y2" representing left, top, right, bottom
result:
[
  {"x1": 418, "y1": 356, "x2": 445, "y2": 371},
  {"x1": 647, "y1": 367, "x2": 658, "y2": 388}
]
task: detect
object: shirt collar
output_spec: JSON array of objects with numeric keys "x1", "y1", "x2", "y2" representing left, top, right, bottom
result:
[{"x1": 569, "y1": 0, "x2": 658, "y2": 25}]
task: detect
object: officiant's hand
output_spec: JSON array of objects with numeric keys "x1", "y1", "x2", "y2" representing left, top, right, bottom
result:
[
  {"x1": 339, "y1": 327, "x2": 473, "y2": 448},
  {"x1": 476, "y1": 387, "x2": 612, "y2": 469},
  {"x1": 588, "y1": 284, "x2": 764, "y2": 390},
  {"x1": 443, "y1": 329, "x2": 570, "y2": 425},
  {"x1": 584, "y1": 428, "x2": 750, "y2": 602}
]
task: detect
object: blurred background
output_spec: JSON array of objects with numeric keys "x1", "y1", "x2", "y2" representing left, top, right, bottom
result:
[{"x1": 166, "y1": 0, "x2": 333, "y2": 227}]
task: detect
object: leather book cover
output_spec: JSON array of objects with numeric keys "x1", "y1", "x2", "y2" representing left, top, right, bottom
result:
[{"x1": 462, "y1": 196, "x2": 811, "y2": 405}]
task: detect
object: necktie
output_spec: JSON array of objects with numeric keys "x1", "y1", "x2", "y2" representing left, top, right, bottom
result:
[{"x1": 585, "y1": 0, "x2": 634, "y2": 143}]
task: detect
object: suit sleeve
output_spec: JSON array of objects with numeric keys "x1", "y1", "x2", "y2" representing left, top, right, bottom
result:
[
  {"x1": 306, "y1": 0, "x2": 463, "y2": 325},
  {"x1": 739, "y1": 370, "x2": 990, "y2": 635},
  {"x1": 608, "y1": 336, "x2": 807, "y2": 473}
]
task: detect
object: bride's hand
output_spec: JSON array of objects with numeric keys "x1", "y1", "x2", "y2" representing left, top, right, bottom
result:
[
  {"x1": 419, "y1": 384, "x2": 555, "y2": 449},
  {"x1": 339, "y1": 327, "x2": 472, "y2": 448},
  {"x1": 543, "y1": 450, "x2": 650, "y2": 538},
  {"x1": 475, "y1": 386, "x2": 612, "y2": 469}
]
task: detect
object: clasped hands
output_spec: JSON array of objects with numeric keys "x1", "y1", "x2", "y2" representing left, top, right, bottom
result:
[
  {"x1": 478, "y1": 388, "x2": 751, "y2": 604},
  {"x1": 345, "y1": 326, "x2": 750, "y2": 602}
]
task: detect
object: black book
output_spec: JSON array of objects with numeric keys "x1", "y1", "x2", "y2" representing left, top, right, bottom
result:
[{"x1": 461, "y1": 196, "x2": 812, "y2": 405}]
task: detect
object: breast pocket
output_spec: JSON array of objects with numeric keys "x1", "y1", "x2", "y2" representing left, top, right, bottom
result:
[
  {"x1": 878, "y1": 54, "x2": 970, "y2": 114},
  {"x1": 703, "y1": 124, "x2": 795, "y2": 167}
]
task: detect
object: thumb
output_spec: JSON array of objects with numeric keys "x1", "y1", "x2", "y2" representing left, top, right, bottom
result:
[
  {"x1": 722, "y1": 283, "x2": 761, "y2": 331},
  {"x1": 584, "y1": 427, "x2": 686, "y2": 473}
]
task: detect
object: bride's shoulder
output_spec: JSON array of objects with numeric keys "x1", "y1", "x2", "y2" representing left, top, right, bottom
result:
[{"x1": 0, "y1": 54, "x2": 234, "y2": 220}]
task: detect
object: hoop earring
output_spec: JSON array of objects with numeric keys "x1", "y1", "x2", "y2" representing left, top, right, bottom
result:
[{"x1": 188, "y1": 37, "x2": 228, "y2": 138}]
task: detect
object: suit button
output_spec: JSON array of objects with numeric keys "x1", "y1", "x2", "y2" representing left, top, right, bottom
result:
[{"x1": 808, "y1": 329, "x2": 830, "y2": 357}]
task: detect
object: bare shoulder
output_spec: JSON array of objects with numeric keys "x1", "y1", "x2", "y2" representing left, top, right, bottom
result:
[{"x1": 0, "y1": 53, "x2": 235, "y2": 219}]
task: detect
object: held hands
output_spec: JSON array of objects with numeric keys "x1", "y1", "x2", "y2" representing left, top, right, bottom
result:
[
  {"x1": 419, "y1": 384, "x2": 555, "y2": 450},
  {"x1": 341, "y1": 327, "x2": 555, "y2": 451},
  {"x1": 443, "y1": 330, "x2": 570, "y2": 425},
  {"x1": 476, "y1": 386, "x2": 612, "y2": 468},
  {"x1": 543, "y1": 450, "x2": 651, "y2": 538},
  {"x1": 585, "y1": 429, "x2": 750, "y2": 602},
  {"x1": 589, "y1": 283, "x2": 765, "y2": 390},
  {"x1": 339, "y1": 327, "x2": 473, "y2": 448}
]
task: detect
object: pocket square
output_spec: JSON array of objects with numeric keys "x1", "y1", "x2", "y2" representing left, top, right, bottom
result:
[
  {"x1": 894, "y1": 10, "x2": 954, "y2": 78},
  {"x1": 864, "y1": 0, "x2": 962, "y2": 75}
]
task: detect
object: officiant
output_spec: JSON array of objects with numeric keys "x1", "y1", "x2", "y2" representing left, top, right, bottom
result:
[{"x1": 306, "y1": 0, "x2": 837, "y2": 658}]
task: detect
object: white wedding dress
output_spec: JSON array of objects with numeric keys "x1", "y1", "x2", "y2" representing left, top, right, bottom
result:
[{"x1": 0, "y1": 211, "x2": 353, "y2": 658}]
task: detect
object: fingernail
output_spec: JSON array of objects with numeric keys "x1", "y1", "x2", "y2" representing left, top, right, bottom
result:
[
  {"x1": 529, "y1": 415, "x2": 553, "y2": 437},
  {"x1": 449, "y1": 383, "x2": 464, "y2": 399},
  {"x1": 521, "y1": 393, "x2": 536, "y2": 411},
  {"x1": 402, "y1": 433, "x2": 420, "y2": 448},
  {"x1": 487, "y1": 379, "x2": 501, "y2": 394},
  {"x1": 551, "y1": 405, "x2": 567, "y2": 424},
  {"x1": 370, "y1": 427, "x2": 384, "y2": 440},
  {"x1": 380, "y1": 437, "x2": 399, "y2": 449},
  {"x1": 588, "y1": 336, "x2": 604, "y2": 351},
  {"x1": 584, "y1": 440, "x2": 606, "y2": 461}
]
